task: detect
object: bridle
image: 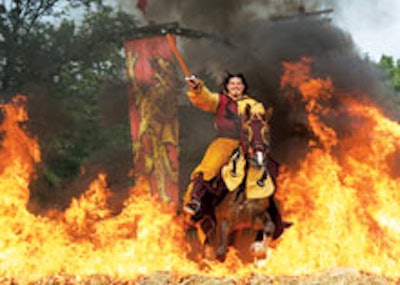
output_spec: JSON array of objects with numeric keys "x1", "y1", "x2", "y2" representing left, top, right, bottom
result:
[{"x1": 240, "y1": 112, "x2": 271, "y2": 169}]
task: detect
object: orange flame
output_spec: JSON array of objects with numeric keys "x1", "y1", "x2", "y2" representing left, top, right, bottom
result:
[
  {"x1": 1, "y1": 58, "x2": 400, "y2": 282},
  {"x1": 266, "y1": 58, "x2": 400, "y2": 276},
  {"x1": 0, "y1": 96, "x2": 199, "y2": 282}
]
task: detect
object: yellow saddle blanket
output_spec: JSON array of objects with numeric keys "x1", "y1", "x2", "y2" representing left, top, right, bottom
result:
[
  {"x1": 221, "y1": 151, "x2": 275, "y2": 199},
  {"x1": 245, "y1": 166, "x2": 275, "y2": 199}
]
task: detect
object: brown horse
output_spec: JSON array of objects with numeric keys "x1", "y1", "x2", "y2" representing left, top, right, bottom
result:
[{"x1": 195, "y1": 105, "x2": 288, "y2": 262}]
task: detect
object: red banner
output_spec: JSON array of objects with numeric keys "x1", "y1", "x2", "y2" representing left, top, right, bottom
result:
[
  {"x1": 125, "y1": 36, "x2": 180, "y2": 206},
  {"x1": 137, "y1": 0, "x2": 148, "y2": 14}
]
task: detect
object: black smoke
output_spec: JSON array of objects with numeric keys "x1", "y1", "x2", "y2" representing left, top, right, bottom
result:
[{"x1": 142, "y1": 0, "x2": 398, "y2": 173}]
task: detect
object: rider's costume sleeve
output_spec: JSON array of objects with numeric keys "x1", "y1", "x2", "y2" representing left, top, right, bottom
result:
[{"x1": 187, "y1": 84, "x2": 219, "y2": 113}]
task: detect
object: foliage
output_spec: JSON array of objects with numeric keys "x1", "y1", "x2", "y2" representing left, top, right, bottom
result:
[
  {"x1": 0, "y1": 1, "x2": 138, "y2": 195},
  {"x1": 378, "y1": 55, "x2": 400, "y2": 93}
]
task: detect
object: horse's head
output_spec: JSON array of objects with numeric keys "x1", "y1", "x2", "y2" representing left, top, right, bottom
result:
[{"x1": 240, "y1": 104, "x2": 272, "y2": 169}]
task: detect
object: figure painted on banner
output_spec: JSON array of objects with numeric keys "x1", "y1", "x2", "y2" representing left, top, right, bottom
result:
[
  {"x1": 126, "y1": 50, "x2": 179, "y2": 205},
  {"x1": 182, "y1": 74, "x2": 286, "y2": 232}
]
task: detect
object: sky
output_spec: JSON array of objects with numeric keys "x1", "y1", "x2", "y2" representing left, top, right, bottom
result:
[
  {"x1": 119, "y1": 0, "x2": 400, "y2": 62},
  {"x1": 30, "y1": 0, "x2": 400, "y2": 62},
  {"x1": 327, "y1": 0, "x2": 400, "y2": 61},
  {"x1": 118, "y1": 0, "x2": 400, "y2": 61}
]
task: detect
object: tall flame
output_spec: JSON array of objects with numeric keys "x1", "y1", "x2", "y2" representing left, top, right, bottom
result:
[
  {"x1": 1, "y1": 58, "x2": 400, "y2": 283},
  {"x1": 0, "y1": 95, "x2": 200, "y2": 283},
  {"x1": 265, "y1": 58, "x2": 400, "y2": 276}
]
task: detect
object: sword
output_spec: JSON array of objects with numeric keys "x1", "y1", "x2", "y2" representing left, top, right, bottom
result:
[{"x1": 130, "y1": 22, "x2": 232, "y2": 78}]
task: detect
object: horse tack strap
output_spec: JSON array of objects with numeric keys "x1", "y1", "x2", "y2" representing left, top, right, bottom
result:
[
  {"x1": 221, "y1": 149, "x2": 246, "y2": 191},
  {"x1": 246, "y1": 167, "x2": 275, "y2": 199}
]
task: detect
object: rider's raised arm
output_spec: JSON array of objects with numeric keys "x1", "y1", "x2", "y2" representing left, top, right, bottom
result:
[{"x1": 186, "y1": 77, "x2": 219, "y2": 113}]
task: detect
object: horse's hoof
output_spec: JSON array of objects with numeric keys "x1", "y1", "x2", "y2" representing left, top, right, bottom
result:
[
  {"x1": 283, "y1": 221, "x2": 293, "y2": 229},
  {"x1": 216, "y1": 247, "x2": 227, "y2": 262},
  {"x1": 217, "y1": 254, "x2": 226, "y2": 262},
  {"x1": 253, "y1": 247, "x2": 272, "y2": 267},
  {"x1": 272, "y1": 221, "x2": 293, "y2": 240},
  {"x1": 250, "y1": 241, "x2": 268, "y2": 259}
]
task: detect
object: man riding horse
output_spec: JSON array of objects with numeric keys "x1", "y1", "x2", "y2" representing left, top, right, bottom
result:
[{"x1": 183, "y1": 73, "x2": 287, "y2": 240}]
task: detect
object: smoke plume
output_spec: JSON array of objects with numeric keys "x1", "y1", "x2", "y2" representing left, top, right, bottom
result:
[
  {"x1": 111, "y1": 0, "x2": 400, "y2": 195},
  {"x1": 135, "y1": 0, "x2": 396, "y2": 163}
]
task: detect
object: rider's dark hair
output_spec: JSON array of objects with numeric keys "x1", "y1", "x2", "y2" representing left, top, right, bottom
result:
[{"x1": 222, "y1": 73, "x2": 249, "y2": 95}]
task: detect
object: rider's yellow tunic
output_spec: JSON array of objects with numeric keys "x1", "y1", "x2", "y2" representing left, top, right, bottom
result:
[{"x1": 184, "y1": 84, "x2": 266, "y2": 204}]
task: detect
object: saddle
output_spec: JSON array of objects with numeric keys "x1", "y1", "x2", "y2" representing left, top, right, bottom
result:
[{"x1": 221, "y1": 148, "x2": 275, "y2": 199}]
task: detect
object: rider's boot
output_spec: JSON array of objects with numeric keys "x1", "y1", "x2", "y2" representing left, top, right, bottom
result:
[{"x1": 183, "y1": 173, "x2": 207, "y2": 218}]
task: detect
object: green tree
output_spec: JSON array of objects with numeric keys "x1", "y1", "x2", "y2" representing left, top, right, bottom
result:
[
  {"x1": 0, "y1": 0, "x2": 105, "y2": 91},
  {"x1": 0, "y1": 1, "x2": 139, "y2": 208},
  {"x1": 379, "y1": 55, "x2": 400, "y2": 93}
]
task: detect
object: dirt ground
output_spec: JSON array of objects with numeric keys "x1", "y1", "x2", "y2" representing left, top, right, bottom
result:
[{"x1": 1, "y1": 268, "x2": 398, "y2": 285}]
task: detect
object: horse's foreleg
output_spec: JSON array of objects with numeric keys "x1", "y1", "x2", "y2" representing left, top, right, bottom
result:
[
  {"x1": 268, "y1": 195, "x2": 288, "y2": 240},
  {"x1": 216, "y1": 219, "x2": 229, "y2": 261},
  {"x1": 251, "y1": 214, "x2": 275, "y2": 262},
  {"x1": 262, "y1": 212, "x2": 275, "y2": 238}
]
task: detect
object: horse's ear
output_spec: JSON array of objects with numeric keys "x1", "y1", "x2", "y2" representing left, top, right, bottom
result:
[
  {"x1": 265, "y1": 107, "x2": 273, "y2": 121},
  {"x1": 259, "y1": 106, "x2": 273, "y2": 122}
]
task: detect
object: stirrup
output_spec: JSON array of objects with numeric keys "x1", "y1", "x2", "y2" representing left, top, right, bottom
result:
[{"x1": 183, "y1": 200, "x2": 201, "y2": 216}]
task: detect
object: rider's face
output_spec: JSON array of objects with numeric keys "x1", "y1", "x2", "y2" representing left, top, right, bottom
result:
[{"x1": 226, "y1": 77, "x2": 245, "y2": 99}]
